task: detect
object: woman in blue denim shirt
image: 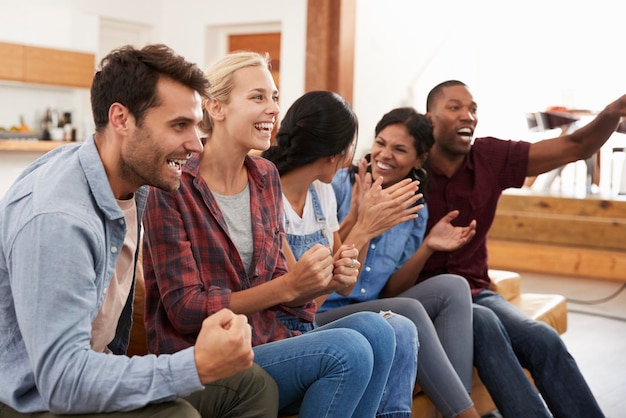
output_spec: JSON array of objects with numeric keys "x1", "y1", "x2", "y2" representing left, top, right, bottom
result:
[{"x1": 263, "y1": 99, "x2": 480, "y2": 418}]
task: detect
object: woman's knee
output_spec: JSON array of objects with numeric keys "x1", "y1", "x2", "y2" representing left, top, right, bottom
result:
[
  {"x1": 378, "y1": 297, "x2": 429, "y2": 327},
  {"x1": 437, "y1": 274, "x2": 472, "y2": 301},
  {"x1": 338, "y1": 311, "x2": 397, "y2": 345},
  {"x1": 386, "y1": 313, "x2": 419, "y2": 353}
]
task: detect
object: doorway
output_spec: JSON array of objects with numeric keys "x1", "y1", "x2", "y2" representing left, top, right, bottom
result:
[{"x1": 228, "y1": 32, "x2": 281, "y2": 146}]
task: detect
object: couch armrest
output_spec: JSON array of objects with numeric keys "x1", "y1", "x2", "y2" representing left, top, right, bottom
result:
[
  {"x1": 488, "y1": 269, "x2": 521, "y2": 301},
  {"x1": 510, "y1": 293, "x2": 568, "y2": 334}
]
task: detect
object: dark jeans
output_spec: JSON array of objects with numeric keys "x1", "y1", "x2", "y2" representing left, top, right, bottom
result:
[{"x1": 473, "y1": 290, "x2": 605, "y2": 418}]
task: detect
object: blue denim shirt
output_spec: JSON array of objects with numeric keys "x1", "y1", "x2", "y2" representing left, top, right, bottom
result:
[
  {"x1": 0, "y1": 136, "x2": 201, "y2": 413},
  {"x1": 319, "y1": 169, "x2": 428, "y2": 312}
]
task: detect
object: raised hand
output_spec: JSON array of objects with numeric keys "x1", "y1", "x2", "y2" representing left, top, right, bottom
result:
[
  {"x1": 356, "y1": 176, "x2": 423, "y2": 239},
  {"x1": 347, "y1": 157, "x2": 372, "y2": 222},
  {"x1": 424, "y1": 210, "x2": 477, "y2": 252}
]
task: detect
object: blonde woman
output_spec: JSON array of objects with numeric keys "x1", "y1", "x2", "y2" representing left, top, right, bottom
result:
[{"x1": 142, "y1": 52, "x2": 415, "y2": 417}]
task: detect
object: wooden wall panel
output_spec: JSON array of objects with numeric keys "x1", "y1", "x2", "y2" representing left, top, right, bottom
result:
[
  {"x1": 487, "y1": 239, "x2": 626, "y2": 282},
  {"x1": 488, "y1": 193, "x2": 626, "y2": 281},
  {"x1": 0, "y1": 42, "x2": 25, "y2": 81}
]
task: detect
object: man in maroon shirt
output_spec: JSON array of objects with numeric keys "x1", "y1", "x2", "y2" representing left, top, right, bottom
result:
[{"x1": 419, "y1": 80, "x2": 626, "y2": 417}]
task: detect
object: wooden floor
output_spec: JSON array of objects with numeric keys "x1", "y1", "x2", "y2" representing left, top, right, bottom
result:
[{"x1": 518, "y1": 271, "x2": 626, "y2": 417}]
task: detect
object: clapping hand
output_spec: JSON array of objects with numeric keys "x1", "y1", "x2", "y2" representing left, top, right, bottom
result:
[
  {"x1": 424, "y1": 210, "x2": 476, "y2": 252},
  {"x1": 355, "y1": 161, "x2": 423, "y2": 238}
]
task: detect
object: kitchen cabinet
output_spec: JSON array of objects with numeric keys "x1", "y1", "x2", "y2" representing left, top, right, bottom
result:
[
  {"x1": 0, "y1": 42, "x2": 95, "y2": 88},
  {"x1": 0, "y1": 42, "x2": 24, "y2": 81}
]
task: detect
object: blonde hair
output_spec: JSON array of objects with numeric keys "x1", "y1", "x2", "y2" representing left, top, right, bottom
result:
[{"x1": 199, "y1": 51, "x2": 271, "y2": 137}]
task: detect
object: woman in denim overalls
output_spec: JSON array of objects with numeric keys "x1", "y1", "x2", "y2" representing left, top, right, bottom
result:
[
  {"x1": 265, "y1": 91, "x2": 418, "y2": 418},
  {"x1": 263, "y1": 97, "x2": 481, "y2": 418}
]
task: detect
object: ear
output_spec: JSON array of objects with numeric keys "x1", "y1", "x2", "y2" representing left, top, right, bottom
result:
[
  {"x1": 108, "y1": 103, "x2": 133, "y2": 133},
  {"x1": 414, "y1": 152, "x2": 429, "y2": 169},
  {"x1": 206, "y1": 98, "x2": 225, "y2": 121}
]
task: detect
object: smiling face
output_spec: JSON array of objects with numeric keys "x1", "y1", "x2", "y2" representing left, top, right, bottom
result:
[
  {"x1": 218, "y1": 65, "x2": 279, "y2": 153},
  {"x1": 427, "y1": 84, "x2": 478, "y2": 157},
  {"x1": 119, "y1": 77, "x2": 204, "y2": 193},
  {"x1": 370, "y1": 123, "x2": 421, "y2": 188}
]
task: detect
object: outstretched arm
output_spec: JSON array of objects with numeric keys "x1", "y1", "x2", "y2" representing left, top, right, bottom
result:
[{"x1": 527, "y1": 95, "x2": 626, "y2": 177}]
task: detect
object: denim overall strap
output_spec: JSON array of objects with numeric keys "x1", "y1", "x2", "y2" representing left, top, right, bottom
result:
[
  {"x1": 279, "y1": 185, "x2": 329, "y2": 332},
  {"x1": 285, "y1": 184, "x2": 331, "y2": 260}
]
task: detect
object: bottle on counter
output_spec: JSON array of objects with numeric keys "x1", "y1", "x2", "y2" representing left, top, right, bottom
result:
[
  {"x1": 41, "y1": 108, "x2": 52, "y2": 140},
  {"x1": 62, "y1": 112, "x2": 76, "y2": 141}
]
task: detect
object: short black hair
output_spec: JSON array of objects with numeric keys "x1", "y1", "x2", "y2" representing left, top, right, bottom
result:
[{"x1": 426, "y1": 80, "x2": 467, "y2": 112}]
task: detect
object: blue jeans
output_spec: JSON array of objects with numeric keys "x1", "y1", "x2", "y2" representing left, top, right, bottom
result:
[
  {"x1": 473, "y1": 290, "x2": 605, "y2": 418},
  {"x1": 317, "y1": 274, "x2": 473, "y2": 418},
  {"x1": 254, "y1": 311, "x2": 397, "y2": 418},
  {"x1": 279, "y1": 311, "x2": 417, "y2": 418}
]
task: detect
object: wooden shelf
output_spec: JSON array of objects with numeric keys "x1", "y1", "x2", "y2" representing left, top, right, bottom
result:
[{"x1": 0, "y1": 140, "x2": 74, "y2": 152}]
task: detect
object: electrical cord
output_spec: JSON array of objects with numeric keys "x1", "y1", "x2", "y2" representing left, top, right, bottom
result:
[
  {"x1": 568, "y1": 308, "x2": 626, "y2": 323},
  {"x1": 566, "y1": 281, "x2": 626, "y2": 305}
]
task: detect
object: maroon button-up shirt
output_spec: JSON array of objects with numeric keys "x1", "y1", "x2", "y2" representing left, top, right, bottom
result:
[
  {"x1": 418, "y1": 137, "x2": 531, "y2": 296},
  {"x1": 142, "y1": 154, "x2": 314, "y2": 354}
]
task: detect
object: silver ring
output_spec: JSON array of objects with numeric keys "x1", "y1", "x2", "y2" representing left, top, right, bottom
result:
[{"x1": 350, "y1": 258, "x2": 356, "y2": 268}]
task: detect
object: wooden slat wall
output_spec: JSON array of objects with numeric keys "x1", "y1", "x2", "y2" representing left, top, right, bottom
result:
[{"x1": 487, "y1": 193, "x2": 626, "y2": 282}]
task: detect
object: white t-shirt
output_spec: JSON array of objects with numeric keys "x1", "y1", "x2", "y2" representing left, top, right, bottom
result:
[
  {"x1": 90, "y1": 197, "x2": 137, "y2": 353},
  {"x1": 282, "y1": 180, "x2": 340, "y2": 249}
]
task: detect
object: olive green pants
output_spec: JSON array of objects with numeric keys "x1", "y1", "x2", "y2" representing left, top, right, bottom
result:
[{"x1": 0, "y1": 364, "x2": 277, "y2": 418}]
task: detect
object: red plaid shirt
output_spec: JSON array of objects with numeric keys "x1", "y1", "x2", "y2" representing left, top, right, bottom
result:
[{"x1": 142, "y1": 154, "x2": 315, "y2": 354}]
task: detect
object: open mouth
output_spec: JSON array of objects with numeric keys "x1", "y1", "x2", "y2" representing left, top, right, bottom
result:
[
  {"x1": 457, "y1": 127, "x2": 474, "y2": 141},
  {"x1": 254, "y1": 122, "x2": 274, "y2": 133},
  {"x1": 167, "y1": 158, "x2": 187, "y2": 173},
  {"x1": 375, "y1": 160, "x2": 393, "y2": 171}
]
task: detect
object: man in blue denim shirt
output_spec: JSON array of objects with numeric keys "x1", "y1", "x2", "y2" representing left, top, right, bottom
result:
[{"x1": 0, "y1": 44, "x2": 277, "y2": 417}]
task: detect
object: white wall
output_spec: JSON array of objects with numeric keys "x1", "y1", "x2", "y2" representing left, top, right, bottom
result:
[
  {"x1": 352, "y1": 0, "x2": 626, "y2": 196},
  {"x1": 1, "y1": 0, "x2": 625, "y2": 197},
  {"x1": 0, "y1": 0, "x2": 306, "y2": 196},
  {"x1": 352, "y1": 0, "x2": 626, "y2": 157}
]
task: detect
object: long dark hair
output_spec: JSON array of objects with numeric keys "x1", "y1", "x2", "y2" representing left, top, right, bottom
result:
[
  {"x1": 349, "y1": 107, "x2": 433, "y2": 200},
  {"x1": 262, "y1": 90, "x2": 358, "y2": 175}
]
